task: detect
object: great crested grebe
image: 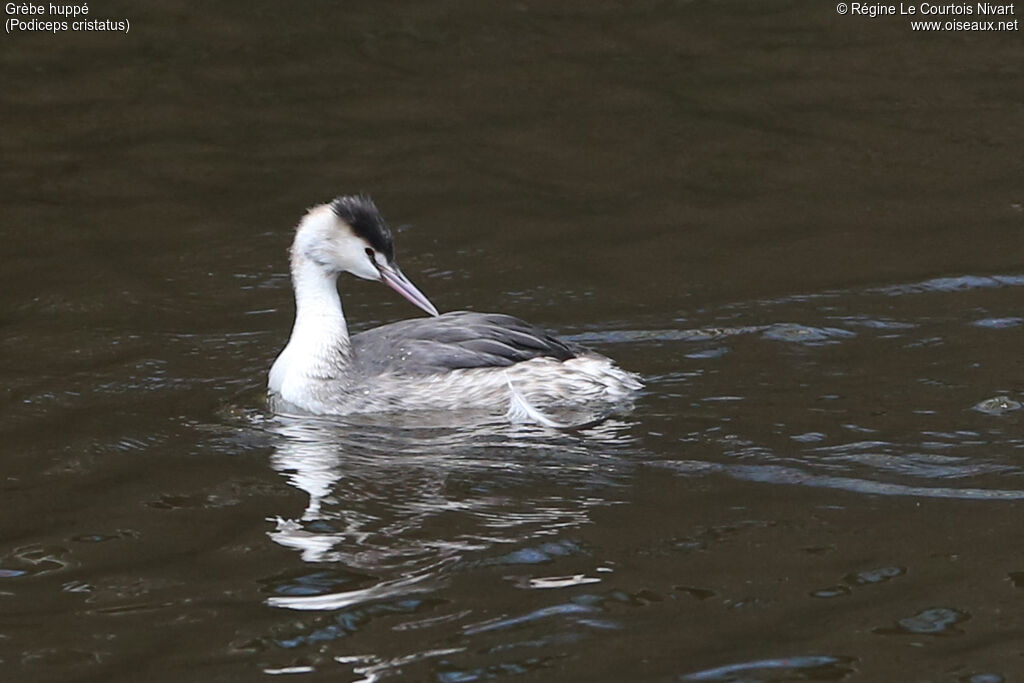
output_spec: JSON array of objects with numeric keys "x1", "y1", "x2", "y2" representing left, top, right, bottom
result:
[{"x1": 268, "y1": 195, "x2": 642, "y2": 424}]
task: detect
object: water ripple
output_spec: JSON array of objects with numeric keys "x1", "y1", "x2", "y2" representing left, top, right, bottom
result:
[
  {"x1": 655, "y1": 461, "x2": 1024, "y2": 501},
  {"x1": 873, "y1": 273, "x2": 1024, "y2": 297},
  {"x1": 681, "y1": 654, "x2": 857, "y2": 681}
]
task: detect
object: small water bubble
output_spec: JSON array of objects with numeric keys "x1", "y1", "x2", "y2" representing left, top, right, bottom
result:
[
  {"x1": 845, "y1": 566, "x2": 906, "y2": 586},
  {"x1": 810, "y1": 585, "x2": 851, "y2": 599},
  {"x1": 874, "y1": 606, "x2": 969, "y2": 636},
  {"x1": 973, "y1": 396, "x2": 1022, "y2": 415},
  {"x1": 842, "y1": 423, "x2": 879, "y2": 434},
  {"x1": 686, "y1": 346, "x2": 731, "y2": 359},
  {"x1": 791, "y1": 432, "x2": 827, "y2": 443}
]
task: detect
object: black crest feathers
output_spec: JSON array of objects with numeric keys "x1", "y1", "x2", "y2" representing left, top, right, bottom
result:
[{"x1": 329, "y1": 195, "x2": 395, "y2": 262}]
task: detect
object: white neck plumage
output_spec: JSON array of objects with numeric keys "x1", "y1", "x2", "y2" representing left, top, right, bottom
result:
[{"x1": 268, "y1": 252, "x2": 352, "y2": 395}]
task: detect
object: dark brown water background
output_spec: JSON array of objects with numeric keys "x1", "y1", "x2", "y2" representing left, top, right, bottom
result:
[{"x1": 2, "y1": 1, "x2": 1023, "y2": 681}]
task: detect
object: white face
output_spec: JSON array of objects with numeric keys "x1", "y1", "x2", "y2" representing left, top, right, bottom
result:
[
  {"x1": 363, "y1": 247, "x2": 390, "y2": 279},
  {"x1": 293, "y1": 205, "x2": 382, "y2": 281},
  {"x1": 292, "y1": 202, "x2": 440, "y2": 317}
]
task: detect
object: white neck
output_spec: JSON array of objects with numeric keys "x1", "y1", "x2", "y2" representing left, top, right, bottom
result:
[{"x1": 269, "y1": 254, "x2": 352, "y2": 394}]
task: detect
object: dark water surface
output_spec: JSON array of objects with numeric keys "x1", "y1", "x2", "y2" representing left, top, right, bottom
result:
[{"x1": 3, "y1": 1, "x2": 1023, "y2": 681}]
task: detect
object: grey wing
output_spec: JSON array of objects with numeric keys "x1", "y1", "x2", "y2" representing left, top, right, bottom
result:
[{"x1": 350, "y1": 310, "x2": 590, "y2": 376}]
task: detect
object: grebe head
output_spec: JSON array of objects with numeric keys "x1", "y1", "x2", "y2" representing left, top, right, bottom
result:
[{"x1": 292, "y1": 195, "x2": 439, "y2": 317}]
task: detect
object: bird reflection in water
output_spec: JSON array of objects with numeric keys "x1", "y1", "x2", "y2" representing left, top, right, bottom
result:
[{"x1": 262, "y1": 414, "x2": 639, "y2": 612}]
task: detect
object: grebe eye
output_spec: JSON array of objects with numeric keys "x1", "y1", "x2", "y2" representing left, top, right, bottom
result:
[{"x1": 365, "y1": 248, "x2": 375, "y2": 260}]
